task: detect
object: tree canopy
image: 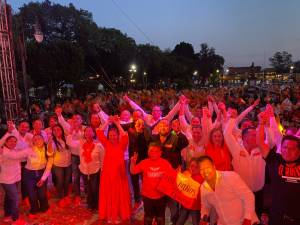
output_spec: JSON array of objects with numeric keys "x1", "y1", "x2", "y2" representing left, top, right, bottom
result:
[{"x1": 13, "y1": 0, "x2": 226, "y2": 93}]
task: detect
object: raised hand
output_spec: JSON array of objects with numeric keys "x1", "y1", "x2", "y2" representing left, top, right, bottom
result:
[
  {"x1": 113, "y1": 115, "x2": 120, "y2": 124},
  {"x1": 218, "y1": 102, "x2": 226, "y2": 111},
  {"x1": 207, "y1": 95, "x2": 215, "y2": 102},
  {"x1": 258, "y1": 111, "x2": 268, "y2": 125},
  {"x1": 7, "y1": 121, "x2": 15, "y2": 133},
  {"x1": 108, "y1": 116, "x2": 114, "y2": 124},
  {"x1": 202, "y1": 107, "x2": 211, "y2": 118},
  {"x1": 228, "y1": 108, "x2": 238, "y2": 119},
  {"x1": 123, "y1": 95, "x2": 130, "y2": 102},
  {"x1": 265, "y1": 104, "x2": 274, "y2": 117},
  {"x1": 92, "y1": 103, "x2": 101, "y2": 113},
  {"x1": 179, "y1": 95, "x2": 187, "y2": 104},
  {"x1": 55, "y1": 107, "x2": 63, "y2": 116},
  {"x1": 252, "y1": 98, "x2": 260, "y2": 107}
]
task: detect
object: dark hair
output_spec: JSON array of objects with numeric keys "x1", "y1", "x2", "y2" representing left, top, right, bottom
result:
[
  {"x1": 198, "y1": 155, "x2": 214, "y2": 165},
  {"x1": 281, "y1": 135, "x2": 300, "y2": 150},
  {"x1": 148, "y1": 142, "x2": 162, "y2": 150},
  {"x1": 107, "y1": 124, "x2": 119, "y2": 137},
  {"x1": 47, "y1": 115, "x2": 58, "y2": 126},
  {"x1": 239, "y1": 118, "x2": 252, "y2": 129},
  {"x1": 18, "y1": 120, "x2": 29, "y2": 126},
  {"x1": 209, "y1": 127, "x2": 224, "y2": 147},
  {"x1": 52, "y1": 124, "x2": 69, "y2": 151},
  {"x1": 32, "y1": 134, "x2": 48, "y2": 158},
  {"x1": 4, "y1": 135, "x2": 17, "y2": 144},
  {"x1": 189, "y1": 157, "x2": 199, "y2": 165},
  {"x1": 242, "y1": 126, "x2": 256, "y2": 140}
]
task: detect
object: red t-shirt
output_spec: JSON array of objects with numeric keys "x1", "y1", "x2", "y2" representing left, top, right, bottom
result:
[{"x1": 133, "y1": 158, "x2": 172, "y2": 199}]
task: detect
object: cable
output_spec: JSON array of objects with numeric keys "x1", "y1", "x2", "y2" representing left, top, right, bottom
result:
[{"x1": 110, "y1": 0, "x2": 154, "y2": 44}]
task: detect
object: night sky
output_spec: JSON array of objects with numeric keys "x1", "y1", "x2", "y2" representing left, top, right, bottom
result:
[{"x1": 9, "y1": 0, "x2": 300, "y2": 67}]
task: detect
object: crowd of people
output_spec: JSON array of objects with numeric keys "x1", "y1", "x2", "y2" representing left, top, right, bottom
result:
[{"x1": 0, "y1": 85, "x2": 299, "y2": 225}]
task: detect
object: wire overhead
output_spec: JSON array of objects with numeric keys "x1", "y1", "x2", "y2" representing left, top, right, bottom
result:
[{"x1": 110, "y1": 0, "x2": 154, "y2": 45}]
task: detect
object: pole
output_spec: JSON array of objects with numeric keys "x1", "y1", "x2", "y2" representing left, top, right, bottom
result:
[{"x1": 19, "y1": 28, "x2": 30, "y2": 120}]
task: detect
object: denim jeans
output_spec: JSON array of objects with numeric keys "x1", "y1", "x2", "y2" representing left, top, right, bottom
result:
[
  {"x1": 176, "y1": 206, "x2": 200, "y2": 225},
  {"x1": 167, "y1": 197, "x2": 179, "y2": 225},
  {"x1": 23, "y1": 168, "x2": 49, "y2": 214},
  {"x1": 1, "y1": 182, "x2": 19, "y2": 221},
  {"x1": 52, "y1": 165, "x2": 72, "y2": 199},
  {"x1": 21, "y1": 161, "x2": 28, "y2": 200},
  {"x1": 82, "y1": 172, "x2": 100, "y2": 209},
  {"x1": 71, "y1": 155, "x2": 81, "y2": 196}
]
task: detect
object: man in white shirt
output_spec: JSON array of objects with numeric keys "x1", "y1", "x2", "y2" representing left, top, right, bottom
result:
[
  {"x1": 123, "y1": 95, "x2": 181, "y2": 131},
  {"x1": 224, "y1": 109, "x2": 266, "y2": 219},
  {"x1": 199, "y1": 156, "x2": 258, "y2": 225}
]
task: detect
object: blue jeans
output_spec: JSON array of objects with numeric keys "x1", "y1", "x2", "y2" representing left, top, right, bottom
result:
[
  {"x1": 23, "y1": 168, "x2": 49, "y2": 214},
  {"x1": 1, "y1": 182, "x2": 19, "y2": 221},
  {"x1": 52, "y1": 165, "x2": 72, "y2": 199},
  {"x1": 176, "y1": 206, "x2": 200, "y2": 225},
  {"x1": 71, "y1": 155, "x2": 81, "y2": 196}
]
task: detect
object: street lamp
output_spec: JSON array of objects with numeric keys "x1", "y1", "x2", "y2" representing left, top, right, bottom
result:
[
  {"x1": 290, "y1": 65, "x2": 294, "y2": 81},
  {"x1": 216, "y1": 69, "x2": 220, "y2": 86},
  {"x1": 129, "y1": 64, "x2": 137, "y2": 86},
  {"x1": 192, "y1": 70, "x2": 199, "y2": 87},
  {"x1": 143, "y1": 71, "x2": 147, "y2": 89}
]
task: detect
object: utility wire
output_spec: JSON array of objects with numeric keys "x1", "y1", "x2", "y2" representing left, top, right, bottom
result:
[{"x1": 110, "y1": 0, "x2": 153, "y2": 44}]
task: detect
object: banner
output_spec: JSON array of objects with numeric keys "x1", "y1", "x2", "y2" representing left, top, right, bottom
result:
[{"x1": 157, "y1": 169, "x2": 200, "y2": 209}]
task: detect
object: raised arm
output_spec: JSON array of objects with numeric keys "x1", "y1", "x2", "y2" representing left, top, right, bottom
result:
[
  {"x1": 123, "y1": 95, "x2": 149, "y2": 120},
  {"x1": 256, "y1": 112, "x2": 271, "y2": 159},
  {"x1": 164, "y1": 100, "x2": 180, "y2": 122},
  {"x1": 236, "y1": 99, "x2": 259, "y2": 125},
  {"x1": 223, "y1": 110, "x2": 243, "y2": 157},
  {"x1": 0, "y1": 121, "x2": 18, "y2": 147},
  {"x1": 55, "y1": 107, "x2": 71, "y2": 134},
  {"x1": 201, "y1": 107, "x2": 213, "y2": 146},
  {"x1": 179, "y1": 103, "x2": 190, "y2": 133},
  {"x1": 90, "y1": 102, "x2": 109, "y2": 125},
  {"x1": 267, "y1": 104, "x2": 283, "y2": 148},
  {"x1": 184, "y1": 103, "x2": 194, "y2": 123}
]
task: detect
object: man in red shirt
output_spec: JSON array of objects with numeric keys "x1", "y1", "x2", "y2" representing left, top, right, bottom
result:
[{"x1": 130, "y1": 144, "x2": 172, "y2": 225}]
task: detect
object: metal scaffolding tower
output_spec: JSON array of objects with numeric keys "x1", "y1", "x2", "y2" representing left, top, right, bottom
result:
[{"x1": 0, "y1": 0, "x2": 20, "y2": 120}]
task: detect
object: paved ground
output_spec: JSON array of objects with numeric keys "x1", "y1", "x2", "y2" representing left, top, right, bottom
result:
[{"x1": 0, "y1": 186, "x2": 195, "y2": 225}]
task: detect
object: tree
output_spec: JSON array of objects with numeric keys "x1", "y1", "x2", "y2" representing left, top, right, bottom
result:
[
  {"x1": 172, "y1": 42, "x2": 195, "y2": 59},
  {"x1": 26, "y1": 40, "x2": 84, "y2": 92},
  {"x1": 293, "y1": 60, "x2": 300, "y2": 73},
  {"x1": 269, "y1": 51, "x2": 293, "y2": 73},
  {"x1": 196, "y1": 43, "x2": 224, "y2": 85}
]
